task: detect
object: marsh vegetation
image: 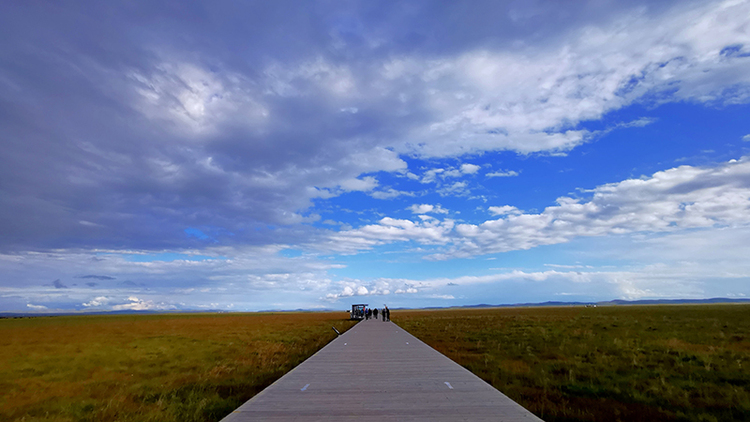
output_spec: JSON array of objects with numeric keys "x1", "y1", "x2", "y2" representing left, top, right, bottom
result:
[
  {"x1": 3, "y1": 305, "x2": 748, "y2": 422},
  {"x1": 0, "y1": 312, "x2": 355, "y2": 422},
  {"x1": 395, "y1": 304, "x2": 750, "y2": 421}
]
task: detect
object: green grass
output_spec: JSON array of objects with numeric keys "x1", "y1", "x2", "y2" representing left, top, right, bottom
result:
[
  {"x1": 0, "y1": 312, "x2": 356, "y2": 422},
  {"x1": 394, "y1": 304, "x2": 750, "y2": 422}
]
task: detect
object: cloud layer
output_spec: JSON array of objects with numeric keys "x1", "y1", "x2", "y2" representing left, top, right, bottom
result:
[
  {"x1": 2, "y1": 0, "x2": 749, "y2": 254},
  {"x1": 1, "y1": 1, "x2": 750, "y2": 311},
  {"x1": 333, "y1": 157, "x2": 750, "y2": 258}
]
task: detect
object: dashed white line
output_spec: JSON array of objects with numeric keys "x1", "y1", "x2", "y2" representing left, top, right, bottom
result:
[
  {"x1": 301, "y1": 384, "x2": 310, "y2": 391},
  {"x1": 444, "y1": 382, "x2": 453, "y2": 389}
]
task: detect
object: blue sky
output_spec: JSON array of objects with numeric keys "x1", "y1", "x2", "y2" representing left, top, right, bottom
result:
[{"x1": 2, "y1": 0, "x2": 750, "y2": 312}]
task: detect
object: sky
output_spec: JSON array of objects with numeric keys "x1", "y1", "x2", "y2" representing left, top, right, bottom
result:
[{"x1": 1, "y1": 0, "x2": 750, "y2": 313}]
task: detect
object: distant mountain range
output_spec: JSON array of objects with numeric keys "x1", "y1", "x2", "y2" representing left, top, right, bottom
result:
[
  {"x1": 452, "y1": 297, "x2": 750, "y2": 309},
  {"x1": 2, "y1": 298, "x2": 749, "y2": 318}
]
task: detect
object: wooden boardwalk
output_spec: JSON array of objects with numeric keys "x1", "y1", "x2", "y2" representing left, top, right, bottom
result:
[{"x1": 221, "y1": 318, "x2": 543, "y2": 421}]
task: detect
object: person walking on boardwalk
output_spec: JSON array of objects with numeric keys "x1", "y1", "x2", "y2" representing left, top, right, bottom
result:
[
  {"x1": 385, "y1": 306, "x2": 390, "y2": 322},
  {"x1": 382, "y1": 306, "x2": 386, "y2": 321},
  {"x1": 373, "y1": 308, "x2": 378, "y2": 320}
]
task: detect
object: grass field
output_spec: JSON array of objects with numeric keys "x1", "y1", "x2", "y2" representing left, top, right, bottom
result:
[
  {"x1": 4, "y1": 305, "x2": 749, "y2": 422},
  {"x1": 394, "y1": 304, "x2": 750, "y2": 422},
  {"x1": 0, "y1": 312, "x2": 356, "y2": 422}
]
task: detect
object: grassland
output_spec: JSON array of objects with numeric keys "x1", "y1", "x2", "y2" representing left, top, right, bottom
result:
[
  {"x1": 394, "y1": 304, "x2": 750, "y2": 422},
  {"x1": 0, "y1": 312, "x2": 356, "y2": 422}
]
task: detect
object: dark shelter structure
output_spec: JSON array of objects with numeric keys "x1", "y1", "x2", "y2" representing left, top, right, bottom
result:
[{"x1": 349, "y1": 304, "x2": 367, "y2": 320}]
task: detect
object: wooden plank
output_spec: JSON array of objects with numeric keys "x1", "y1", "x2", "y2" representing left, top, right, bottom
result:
[{"x1": 221, "y1": 318, "x2": 543, "y2": 422}]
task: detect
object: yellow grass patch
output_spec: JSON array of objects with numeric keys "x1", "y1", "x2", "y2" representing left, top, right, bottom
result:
[{"x1": 0, "y1": 312, "x2": 355, "y2": 422}]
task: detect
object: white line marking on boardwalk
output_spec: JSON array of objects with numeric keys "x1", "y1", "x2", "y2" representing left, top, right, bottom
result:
[
  {"x1": 444, "y1": 382, "x2": 453, "y2": 389},
  {"x1": 344, "y1": 343, "x2": 347, "y2": 345},
  {"x1": 301, "y1": 384, "x2": 310, "y2": 391},
  {"x1": 406, "y1": 342, "x2": 409, "y2": 344}
]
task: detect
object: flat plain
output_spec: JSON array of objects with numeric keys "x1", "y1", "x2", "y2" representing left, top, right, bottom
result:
[
  {"x1": 0, "y1": 312, "x2": 356, "y2": 422},
  {"x1": 3, "y1": 305, "x2": 749, "y2": 422},
  {"x1": 394, "y1": 304, "x2": 750, "y2": 422}
]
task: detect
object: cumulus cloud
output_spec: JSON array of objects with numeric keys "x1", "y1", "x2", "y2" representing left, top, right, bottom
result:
[
  {"x1": 323, "y1": 275, "x2": 461, "y2": 302},
  {"x1": 488, "y1": 205, "x2": 522, "y2": 216},
  {"x1": 408, "y1": 204, "x2": 449, "y2": 214},
  {"x1": 420, "y1": 168, "x2": 445, "y2": 184},
  {"x1": 321, "y1": 281, "x2": 374, "y2": 301},
  {"x1": 743, "y1": 134, "x2": 750, "y2": 142},
  {"x1": 26, "y1": 304, "x2": 48, "y2": 310},
  {"x1": 83, "y1": 296, "x2": 110, "y2": 307},
  {"x1": 112, "y1": 296, "x2": 175, "y2": 311},
  {"x1": 460, "y1": 163, "x2": 481, "y2": 174},
  {"x1": 332, "y1": 157, "x2": 750, "y2": 258},
  {"x1": 326, "y1": 217, "x2": 455, "y2": 254},
  {"x1": 448, "y1": 157, "x2": 750, "y2": 258},
  {"x1": 438, "y1": 181, "x2": 469, "y2": 197},
  {"x1": 420, "y1": 164, "x2": 481, "y2": 185}
]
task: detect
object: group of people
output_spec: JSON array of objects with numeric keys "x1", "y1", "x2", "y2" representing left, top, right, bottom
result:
[{"x1": 363, "y1": 306, "x2": 390, "y2": 321}]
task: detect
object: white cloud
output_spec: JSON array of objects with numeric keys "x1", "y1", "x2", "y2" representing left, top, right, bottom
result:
[
  {"x1": 428, "y1": 294, "x2": 455, "y2": 300},
  {"x1": 325, "y1": 281, "x2": 378, "y2": 300},
  {"x1": 395, "y1": 287, "x2": 419, "y2": 294},
  {"x1": 487, "y1": 170, "x2": 519, "y2": 178},
  {"x1": 82, "y1": 296, "x2": 110, "y2": 307},
  {"x1": 370, "y1": 258, "x2": 741, "y2": 301},
  {"x1": 26, "y1": 303, "x2": 48, "y2": 310},
  {"x1": 447, "y1": 157, "x2": 750, "y2": 258},
  {"x1": 743, "y1": 134, "x2": 750, "y2": 142},
  {"x1": 340, "y1": 147, "x2": 407, "y2": 173},
  {"x1": 112, "y1": 296, "x2": 176, "y2": 311},
  {"x1": 328, "y1": 157, "x2": 750, "y2": 259},
  {"x1": 326, "y1": 217, "x2": 455, "y2": 254},
  {"x1": 488, "y1": 205, "x2": 522, "y2": 216},
  {"x1": 460, "y1": 163, "x2": 481, "y2": 174},
  {"x1": 408, "y1": 204, "x2": 449, "y2": 214},
  {"x1": 438, "y1": 181, "x2": 469, "y2": 196},
  {"x1": 0, "y1": 244, "x2": 347, "y2": 312},
  {"x1": 420, "y1": 168, "x2": 445, "y2": 184},
  {"x1": 421, "y1": 164, "x2": 481, "y2": 183},
  {"x1": 409, "y1": 204, "x2": 435, "y2": 214},
  {"x1": 404, "y1": 172, "x2": 420, "y2": 181},
  {"x1": 392, "y1": 0, "x2": 750, "y2": 158},
  {"x1": 619, "y1": 117, "x2": 657, "y2": 128},
  {"x1": 339, "y1": 176, "x2": 378, "y2": 192}
]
